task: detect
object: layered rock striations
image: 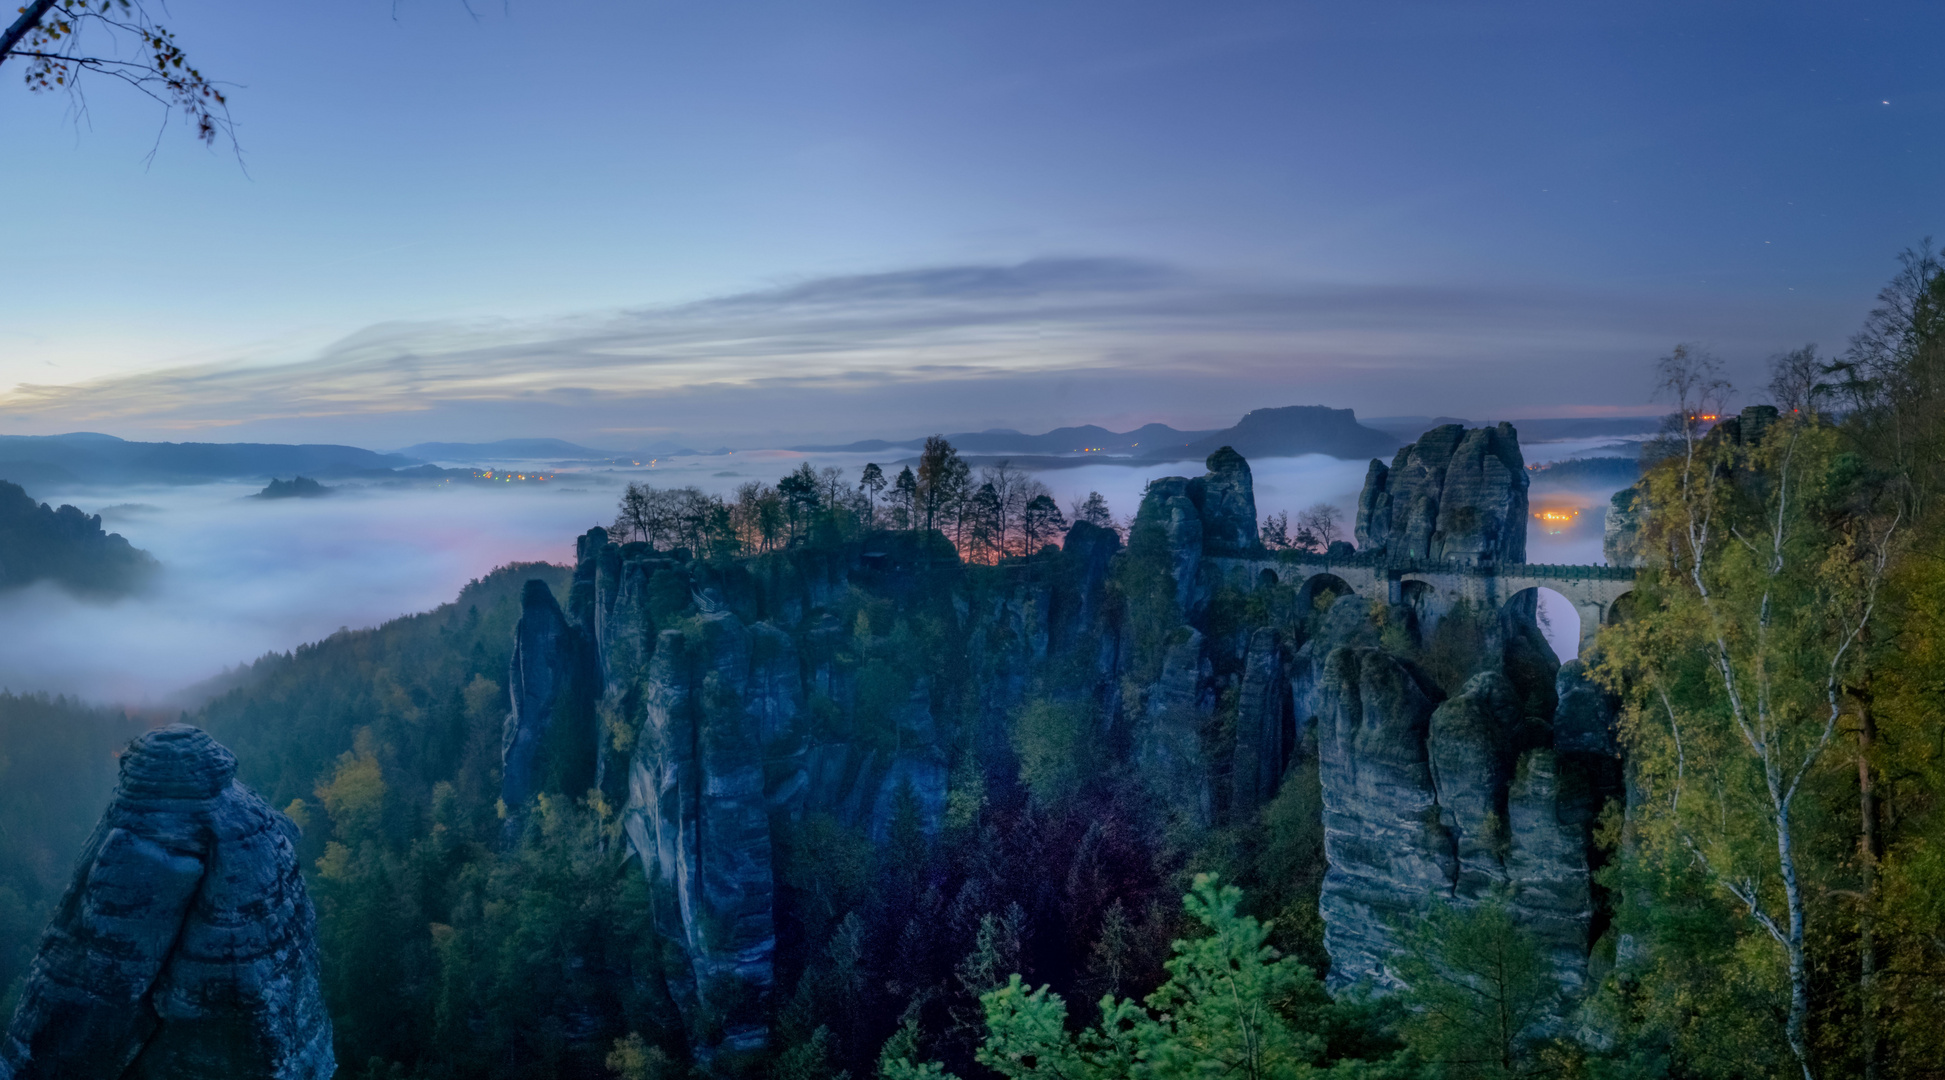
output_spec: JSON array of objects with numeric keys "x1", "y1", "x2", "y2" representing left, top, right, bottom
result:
[
  {"x1": 495, "y1": 436, "x2": 1624, "y2": 1062},
  {"x1": 0, "y1": 725, "x2": 332, "y2": 1080},
  {"x1": 625, "y1": 616, "x2": 780, "y2": 1059},
  {"x1": 538, "y1": 527, "x2": 970, "y2": 1062},
  {"x1": 1355, "y1": 422, "x2": 1529, "y2": 566},
  {"x1": 1313, "y1": 636, "x2": 1619, "y2": 1002}
]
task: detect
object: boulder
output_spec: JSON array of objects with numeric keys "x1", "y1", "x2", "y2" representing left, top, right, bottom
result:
[{"x1": 0, "y1": 725, "x2": 332, "y2": 1080}]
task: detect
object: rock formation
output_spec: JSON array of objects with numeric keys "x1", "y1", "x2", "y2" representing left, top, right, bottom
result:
[
  {"x1": 501, "y1": 578, "x2": 594, "y2": 824},
  {"x1": 490, "y1": 439, "x2": 1627, "y2": 1060},
  {"x1": 1602, "y1": 487, "x2": 1646, "y2": 568},
  {"x1": 1134, "y1": 446, "x2": 1261, "y2": 615},
  {"x1": 0, "y1": 479, "x2": 158, "y2": 596},
  {"x1": 1314, "y1": 638, "x2": 1618, "y2": 1001},
  {"x1": 1230, "y1": 627, "x2": 1294, "y2": 818},
  {"x1": 0, "y1": 725, "x2": 333, "y2": 1080},
  {"x1": 1315, "y1": 646, "x2": 1451, "y2": 989},
  {"x1": 624, "y1": 616, "x2": 779, "y2": 1060},
  {"x1": 1355, "y1": 422, "x2": 1529, "y2": 566}
]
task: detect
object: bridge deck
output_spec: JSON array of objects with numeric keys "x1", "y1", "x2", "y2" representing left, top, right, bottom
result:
[{"x1": 1208, "y1": 552, "x2": 1636, "y2": 652}]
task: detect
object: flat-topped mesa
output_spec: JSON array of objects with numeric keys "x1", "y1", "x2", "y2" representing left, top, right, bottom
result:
[
  {"x1": 0, "y1": 725, "x2": 332, "y2": 1080},
  {"x1": 1355, "y1": 422, "x2": 1529, "y2": 567}
]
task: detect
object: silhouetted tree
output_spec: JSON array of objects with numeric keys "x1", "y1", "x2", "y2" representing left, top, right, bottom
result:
[
  {"x1": 2, "y1": 0, "x2": 231, "y2": 145},
  {"x1": 917, "y1": 437, "x2": 969, "y2": 535},
  {"x1": 1020, "y1": 494, "x2": 1066, "y2": 557},
  {"x1": 861, "y1": 463, "x2": 888, "y2": 527}
]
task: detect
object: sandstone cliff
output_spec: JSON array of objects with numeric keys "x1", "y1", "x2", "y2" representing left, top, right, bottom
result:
[
  {"x1": 1355, "y1": 422, "x2": 1529, "y2": 566},
  {"x1": 0, "y1": 725, "x2": 333, "y2": 1080},
  {"x1": 495, "y1": 438, "x2": 1622, "y2": 1063}
]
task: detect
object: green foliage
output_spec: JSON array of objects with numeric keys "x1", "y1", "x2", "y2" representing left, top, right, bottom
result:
[
  {"x1": 901, "y1": 875, "x2": 1407, "y2": 1080},
  {"x1": 1111, "y1": 503, "x2": 1184, "y2": 690},
  {"x1": 0, "y1": 694, "x2": 148, "y2": 1013},
  {"x1": 1008, "y1": 699, "x2": 1098, "y2": 806},
  {"x1": 1393, "y1": 897, "x2": 1557, "y2": 1079}
]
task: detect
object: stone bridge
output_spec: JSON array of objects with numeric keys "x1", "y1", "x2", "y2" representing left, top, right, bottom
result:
[{"x1": 1210, "y1": 553, "x2": 1636, "y2": 654}]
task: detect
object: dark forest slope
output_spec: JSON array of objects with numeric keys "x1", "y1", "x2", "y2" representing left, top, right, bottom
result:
[{"x1": 0, "y1": 480, "x2": 158, "y2": 595}]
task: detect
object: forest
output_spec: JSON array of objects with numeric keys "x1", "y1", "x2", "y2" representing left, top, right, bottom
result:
[{"x1": 2, "y1": 247, "x2": 1943, "y2": 1080}]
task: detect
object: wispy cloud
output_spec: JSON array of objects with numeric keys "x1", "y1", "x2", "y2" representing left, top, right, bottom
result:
[{"x1": 0, "y1": 258, "x2": 1847, "y2": 445}]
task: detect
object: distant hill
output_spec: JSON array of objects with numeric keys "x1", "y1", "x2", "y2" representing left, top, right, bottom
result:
[
  {"x1": 1145, "y1": 405, "x2": 1400, "y2": 463},
  {"x1": 797, "y1": 408, "x2": 1399, "y2": 465},
  {"x1": 395, "y1": 438, "x2": 618, "y2": 462},
  {"x1": 1529, "y1": 456, "x2": 1641, "y2": 488},
  {"x1": 253, "y1": 476, "x2": 332, "y2": 499},
  {"x1": 0, "y1": 433, "x2": 416, "y2": 487},
  {"x1": 793, "y1": 422, "x2": 1217, "y2": 456},
  {"x1": 0, "y1": 480, "x2": 158, "y2": 595},
  {"x1": 1365, "y1": 415, "x2": 1663, "y2": 444}
]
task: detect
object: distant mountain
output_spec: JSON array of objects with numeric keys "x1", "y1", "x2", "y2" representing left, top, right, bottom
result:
[
  {"x1": 0, "y1": 433, "x2": 416, "y2": 487},
  {"x1": 1529, "y1": 456, "x2": 1641, "y2": 488},
  {"x1": 1365, "y1": 415, "x2": 1662, "y2": 444},
  {"x1": 1506, "y1": 416, "x2": 1662, "y2": 441},
  {"x1": 1363, "y1": 416, "x2": 1475, "y2": 442},
  {"x1": 0, "y1": 480, "x2": 158, "y2": 595},
  {"x1": 395, "y1": 438, "x2": 616, "y2": 462},
  {"x1": 1145, "y1": 405, "x2": 1400, "y2": 463},
  {"x1": 792, "y1": 422, "x2": 1216, "y2": 456},
  {"x1": 797, "y1": 409, "x2": 1399, "y2": 464}
]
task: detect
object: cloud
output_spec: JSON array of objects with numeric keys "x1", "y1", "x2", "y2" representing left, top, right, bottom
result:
[{"x1": 0, "y1": 257, "x2": 1849, "y2": 445}]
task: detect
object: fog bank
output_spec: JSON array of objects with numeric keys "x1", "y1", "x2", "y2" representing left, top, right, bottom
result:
[{"x1": 0, "y1": 442, "x2": 1625, "y2": 701}]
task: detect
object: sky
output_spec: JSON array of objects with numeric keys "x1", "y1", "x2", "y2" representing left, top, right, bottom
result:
[{"x1": 2, "y1": 0, "x2": 1941, "y2": 448}]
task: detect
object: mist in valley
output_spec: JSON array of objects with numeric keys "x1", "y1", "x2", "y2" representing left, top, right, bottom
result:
[{"x1": 0, "y1": 436, "x2": 1626, "y2": 701}]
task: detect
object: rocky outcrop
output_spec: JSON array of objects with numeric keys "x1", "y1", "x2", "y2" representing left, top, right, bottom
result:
[
  {"x1": 1196, "y1": 446, "x2": 1258, "y2": 552},
  {"x1": 1135, "y1": 446, "x2": 1260, "y2": 616},
  {"x1": 0, "y1": 725, "x2": 332, "y2": 1080},
  {"x1": 501, "y1": 579, "x2": 593, "y2": 822},
  {"x1": 1136, "y1": 628, "x2": 1213, "y2": 826},
  {"x1": 624, "y1": 616, "x2": 779, "y2": 1061},
  {"x1": 1427, "y1": 672, "x2": 1521, "y2": 896},
  {"x1": 1316, "y1": 646, "x2": 1450, "y2": 990},
  {"x1": 1602, "y1": 487, "x2": 1645, "y2": 568},
  {"x1": 0, "y1": 479, "x2": 159, "y2": 597},
  {"x1": 1504, "y1": 750, "x2": 1594, "y2": 1001},
  {"x1": 1231, "y1": 628, "x2": 1294, "y2": 818},
  {"x1": 1354, "y1": 422, "x2": 1528, "y2": 566},
  {"x1": 1316, "y1": 640, "x2": 1618, "y2": 1003}
]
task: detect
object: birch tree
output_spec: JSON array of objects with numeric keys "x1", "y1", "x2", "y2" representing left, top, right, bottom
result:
[{"x1": 1602, "y1": 348, "x2": 1896, "y2": 1080}]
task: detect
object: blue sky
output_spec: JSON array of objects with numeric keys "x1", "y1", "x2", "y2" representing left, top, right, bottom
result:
[{"x1": 1, "y1": 0, "x2": 1939, "y2": 447}]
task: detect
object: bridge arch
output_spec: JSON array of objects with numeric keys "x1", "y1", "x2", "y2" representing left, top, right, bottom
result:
[
  {"x1": 1605, "y1": 590, "x2": 1636, "y2": 626},
  {"x1": 1398, "y1": 579, "x2": 1438, "y2": 641},
  {"x1": 1502, "y1": 585, "x2": 1582, "y2": 662},
  {"x1": 1295, "y1": 572, "x2": 1354, "y2": 621}
]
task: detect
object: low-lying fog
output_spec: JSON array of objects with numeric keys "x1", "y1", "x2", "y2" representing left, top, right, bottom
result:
[{"x1": 1, "y1": 443, "x2": 1626, "y2": 703}]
